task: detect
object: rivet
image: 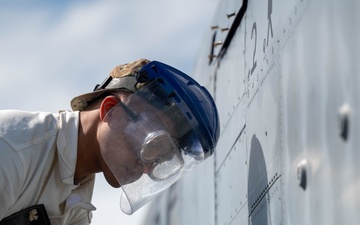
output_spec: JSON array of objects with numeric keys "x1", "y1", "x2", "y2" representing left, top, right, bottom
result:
[
  {"x1": 297, "y1": 159, "x2": 308, "y2": 191},
  {"x1": 338, "y1": 103, "x2": 350, "y2": 141}
]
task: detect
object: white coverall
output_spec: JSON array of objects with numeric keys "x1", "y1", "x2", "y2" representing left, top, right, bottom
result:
[{"x1": 0, "y1": 110, "x2": 95, "y2": 225}]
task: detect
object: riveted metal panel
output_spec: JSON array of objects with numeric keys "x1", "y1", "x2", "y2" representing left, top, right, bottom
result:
[{"x1": 142, "y1": 0, "x2": 360, "y2": 224}]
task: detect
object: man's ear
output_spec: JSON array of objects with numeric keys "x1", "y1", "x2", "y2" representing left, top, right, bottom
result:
[{"x1": 100, "y1": 96, "x2": 120, "y2": 121}]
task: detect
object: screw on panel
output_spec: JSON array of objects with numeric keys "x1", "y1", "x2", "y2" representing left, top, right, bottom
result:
[
  {"x1": 297, "y1": 159, "x2": 308, "y2": 191},
  {"x1": 213, "y1": 41, "x2": 223, "y2": 47},
  {"x1": 226, "y1": 12, "x2": 236, "y2": 19},
  {"x1": 338, "y1": 103, "x2": 350, "y2": 141},
  {"x1": 208, "y1": 54, "x2": 217, "y2": 60},
  {"x1": 221, "y1": 28, "x2": 229, "y2": 32}
]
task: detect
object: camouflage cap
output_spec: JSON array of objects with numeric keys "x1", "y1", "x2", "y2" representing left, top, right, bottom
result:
[{"x1": 71, "y1": 59, "x2": 150, "y2": 111}]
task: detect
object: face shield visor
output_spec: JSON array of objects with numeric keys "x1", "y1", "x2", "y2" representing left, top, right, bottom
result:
[{"x1": 98, "y1": 78, "x2": 206, "y2": 215}]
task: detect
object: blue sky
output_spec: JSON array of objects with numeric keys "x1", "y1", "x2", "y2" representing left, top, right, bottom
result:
[{"x1": 0, "y1": 0, "x2": 218, "y2": 224}]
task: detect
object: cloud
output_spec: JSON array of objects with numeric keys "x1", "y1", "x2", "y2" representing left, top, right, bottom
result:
[{"x1": 0, "y1": 0, "x2": 217, "y2": 112}]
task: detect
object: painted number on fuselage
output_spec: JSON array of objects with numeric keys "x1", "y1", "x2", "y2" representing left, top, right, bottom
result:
[
  {"x1": 249, "y1": 22, "x2": 257, "y2": 77},
  {"x1": 246, "y1": 0, "x2": 274, "y2": 106},
  {"x1": 248, "y1": 0, "x2": 273, "y2": 76}
]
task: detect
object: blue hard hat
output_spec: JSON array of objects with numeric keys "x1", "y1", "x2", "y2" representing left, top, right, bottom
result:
[{"x1": 135, "y1": 61, "x2": 220, "y2": 157}]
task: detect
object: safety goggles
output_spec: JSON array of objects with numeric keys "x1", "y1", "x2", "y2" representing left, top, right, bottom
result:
[{"x1": 140, "y1": 130, "x2": 184, "y2": 181}]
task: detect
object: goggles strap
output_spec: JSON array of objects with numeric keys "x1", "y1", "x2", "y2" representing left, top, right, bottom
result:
[{"x1": 118, "y1": 101, "x2": 139, "y2": 122}]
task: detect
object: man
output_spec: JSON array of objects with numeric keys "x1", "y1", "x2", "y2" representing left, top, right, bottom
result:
[{"x1": 0, "y1": 59, "x2": 220, "y2": 224}]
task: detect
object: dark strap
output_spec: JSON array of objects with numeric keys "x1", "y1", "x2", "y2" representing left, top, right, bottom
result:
[
  {"x1": 0, "y1": 205, "x2": 51, "y2": 225},
  {"x1": 94, "y1": 76, "x2": 138, "y2": 92}
]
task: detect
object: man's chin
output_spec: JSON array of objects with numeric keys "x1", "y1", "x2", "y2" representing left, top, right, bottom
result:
[
  {"x1": 110, "y1": 181, "x2": 121, "y2": 188},
  {"x1": 104, "y1": 173, "x2": 121, "y2": 188}
]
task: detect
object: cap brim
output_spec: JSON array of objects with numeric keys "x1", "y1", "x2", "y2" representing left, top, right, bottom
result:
[{"x1": 70, "y1": 89, "x2": 110, "y2": 111}]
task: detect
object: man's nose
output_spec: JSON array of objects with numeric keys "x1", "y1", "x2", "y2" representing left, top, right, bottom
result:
[{"x1": 141, "y1": 161, "x2": 155, "y2": 174}]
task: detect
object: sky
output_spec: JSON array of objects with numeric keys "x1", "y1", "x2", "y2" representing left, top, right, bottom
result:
[{"x1": 0, "y1": 0, "x2": 218, "y2": 224}]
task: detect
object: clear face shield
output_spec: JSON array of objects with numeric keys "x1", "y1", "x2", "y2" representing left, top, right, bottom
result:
[{"x1": 98, "y1": 78, "x2": 206, "y2": 215}]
